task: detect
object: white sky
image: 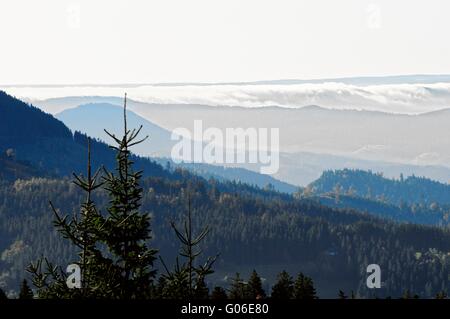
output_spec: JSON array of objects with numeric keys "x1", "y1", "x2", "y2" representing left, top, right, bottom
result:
[{"x1": 0, "y1": 0, "x2": 449, "y2": 84}]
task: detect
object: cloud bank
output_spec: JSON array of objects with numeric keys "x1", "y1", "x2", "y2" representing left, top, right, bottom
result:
[{"x1": 3, "y1": 82, "x2": 450, "y2": 114}]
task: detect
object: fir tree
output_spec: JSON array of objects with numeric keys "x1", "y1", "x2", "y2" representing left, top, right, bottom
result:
[
  {"x1": 246, "y1": 270, "x2": 266, "y2": 299},
  {"x1": 0, "y1": 288, "x2": 8, "y2": 300},
  {"x1": 18, "y1": 279, "x2": 33, "y2": 299},
  {"x1": 70, "y1": 139, "x2": 108, "y2": 295},
  {"x1": 271, "y1": 270, "x2": 294, "y2": 299},
  {"x1": 211, "y1": 286, "x2": 228, "y2": 300},
  {"x1": 100, "y1": 93, "x2": 158, "y2": 298},
  {"x1": 154, "y1": 276, "x2": 167, "y2": 299},
  {"x1": 193, "y1": 277, "x2": 209, "y2": 299},
  {"x1": 27, "y1": 138, "x2": 107, "y2": 298},
  {"x1": 159, "y1": 259, "x2": 190, "y2": 299},
  {"x1": 338, "y1": 290, "x2": 347, "y2": 299},
  {"x1": 293, "y1": 273, "x2": 317, "y2": 299},
  {"x1": 28, "y1": 94, "x2": 157, "y2": 299},
  {"x1": 160, "y1": 192, "x2": 218, "y2": 299},
  {"x1": 229, "y1": 273, "x2": 246, "y2": 299},
  {"x1": 401, "y1": 289, "x2": 419, "y2": 299},
  {"x1": 435, "y1": 291, "x2": 448, "y2": 299},
  {"x1": 402, "y1": 289, "x2": 411, "y2": 299},
  {"x1": 302, "y1": 277, "x2": 317, "y2": 299}
]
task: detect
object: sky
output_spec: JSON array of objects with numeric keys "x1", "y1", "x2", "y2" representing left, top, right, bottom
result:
[{"x1": 0, "y1": 0, "x2": 449, "y2": 84}]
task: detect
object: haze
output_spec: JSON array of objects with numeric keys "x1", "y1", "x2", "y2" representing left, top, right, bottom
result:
[{"x1": 1, "y1": 0, "x2": 450, "y2": 84}]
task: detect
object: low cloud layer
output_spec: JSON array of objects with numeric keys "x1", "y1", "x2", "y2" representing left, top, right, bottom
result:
[{"x1": 3, "y1": 81, "x2": 450, "y2": 114}]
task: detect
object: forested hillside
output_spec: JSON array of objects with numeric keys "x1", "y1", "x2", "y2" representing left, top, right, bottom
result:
[
  {"x1": 0, "y1": 174, "x2": 449, "y2": 298},
  {"x1": 314, "y1": 193, "x2": 450, "y2": 227},
  {"x1": 0, "y1": 92, "x2": 449, "y2": 299},
  {"x1": 310, "y1": 169, "x2": 450, "y2": 206},
  {"x1": 0, "y1": 153, "x2": 48, "y2": 181},
  {"x1": 307, "y1": 169, "x2": 450, "y2": 227},
  {"x1": 0, "y1": 91, "x2": 169, "y2": 178}
]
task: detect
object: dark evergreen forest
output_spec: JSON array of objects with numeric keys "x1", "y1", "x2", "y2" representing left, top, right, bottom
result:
[{"x1": 0, "y1": 91, "x2": 449, "y2": 299}]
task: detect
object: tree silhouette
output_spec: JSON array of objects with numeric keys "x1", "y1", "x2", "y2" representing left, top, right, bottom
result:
[
  {"x1": 246, "y1": 270, "x2": 266, "y2": 299},
  {"x1": 229, "y1": 273, "x2": 246, "y2": 299},
  {"x1": 338, "y1": 290, "x2": 347, "y2": 299},
  {"x1": 18, "y1": 279, "x2": 33, "y2": 299},
  {"x1": 27, "y1": 138, "x2": 107, "y2": 298},
  {"x1": 294, "y1": 272, "x2": 317, "y2": 299},
  {"x1": 271, "y1": 270, "x2": 294, "y2": 299},
  {"x1": 159, "y1": 192, "x2": 218, "y2": 299},
  {"x1": 211, "y1": 286, "x2": 228, "y2": 300},
  {"x1": 27, "y1": 94, "x2": 157, "y2": 299},
  {"x1": 0, "y1": 288, "x2": 7, "y2": 300},
  {"x1": 99, "y1": 93, "x2": 158, "y2": 298}
]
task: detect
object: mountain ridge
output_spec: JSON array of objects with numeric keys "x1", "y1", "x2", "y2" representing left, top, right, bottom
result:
[
  {"x1": 56, "y1": 102, "x2": 298, "y2": 193},
  {"x1": 1, "y1": 91, "x2": 450, "y2": 298},
  {"x1": 5, "y1": 73, "x2": 450, "y2": 87},
  {"x1": 309, "y1": 168, "x2": 450, "y2": 206},
  {"x1": 33, "y1": 95, "x2": 450, "y2": 116}
]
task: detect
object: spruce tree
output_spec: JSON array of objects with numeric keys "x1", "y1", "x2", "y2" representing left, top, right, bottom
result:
[
  {"x1": 193, "y1": 277, "x2": 210, "y2": 299},
  {"x1": 338, "y1": 290, "x2": 347, "y2": 299},
  {"x1": 28, "y1": 94, "x2": 157, "y2": 299},
  {"x1": 154, "y1": 276, "x2": 167, "y2": 299},
  {"x1": 100, "y1": 93, "x2": 157, "y2": 298},
  {"x1": 0, "y1": 288, "x2": 8, "y2": 300},
  {"x1": 27, "y1": 138, "x2": 107, "y2": 298},
  {"x1": 435, "y1": 291, "x2": 448, "y2": 299},
  {"x1": 246, "y1": 270, "x2": 266, "y2": 299},
  {"x1": 229, "y1": 273, "x2": 246, "y2": 299},
  {"x1": 294, "y1": 272, "x2": 317, "y2": 299},
  {"x1": 18, "y1": 279, "x2": 33, "y2": 299},
  {"x1": 159, "y1": 259, "x2": 190, "y2": 299},
  {"x1": 402, "y1": 289, "x2": 412, "y2": 299},
  {"x1": 70, "y1": 139, "x2": 109, "y2": 295},
  {"x1": 303, "y1": 276, "x2": 317, "y2": 299},
  {"x1": 401, "y1": 290, "x2": 419, "y2": 299},
  {"x1": 160, "y1": 192, "x2": 217, "y2": 299},
  {"x1": 211, "y1": 286, "x2": 228, "y2": 300},
  {"x1": 271, "y1": 270, "x2": 294, "y2": 299}
]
